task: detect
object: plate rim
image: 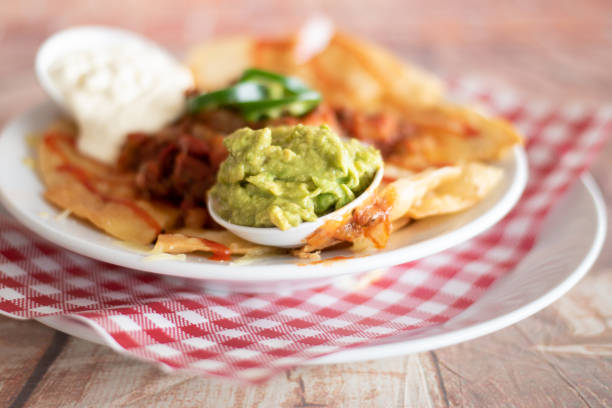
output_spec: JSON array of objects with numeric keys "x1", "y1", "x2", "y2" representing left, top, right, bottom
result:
[
  {"x1": 312, "y1": 173, "x2": 607, "y2": 363},
  {"x1": 31, "y1": 173, "x2": 606, "y2": 365},
  {"x1": 0, "y1": 102, "x2": 529, "y2": 283}
]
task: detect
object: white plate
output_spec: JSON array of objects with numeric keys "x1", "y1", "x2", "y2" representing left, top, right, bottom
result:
[
  {"x1": 35, "y1": 174, "x2": 606, "y2": 363},
  {"x1": 0, "y1": 102, "x2": 528, "y2": 292}
]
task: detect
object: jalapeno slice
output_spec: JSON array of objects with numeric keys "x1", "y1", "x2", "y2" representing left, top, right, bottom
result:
[
  {"x1": 186, "y1": 82, "x2": 268, "y2": 113},
  {"x1": 186, "y1": 68, "x2": 322, "y2": 120}
]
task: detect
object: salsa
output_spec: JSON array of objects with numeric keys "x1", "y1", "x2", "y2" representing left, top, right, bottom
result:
[{"x1": 209, "y1": 124, "x2": 382, "y2": 230}]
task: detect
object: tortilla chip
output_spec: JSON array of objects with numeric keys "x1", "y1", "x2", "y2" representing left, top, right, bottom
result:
[
  {"x1": 326, "y1": 33, "x2": 444, "y2": 109},
  {"x1": 383, "y1": 162, "x2": 502, "y2": 222},
  {"x1": 406, "y1": 163, "x2": 503, "y2": 219},
  {"x1": 187, "y1": 37, "x2": 253, "y2": 92},
  {"x1": 350, "y1": 216, "x2": 411, "y2": 252},
  {"x1": 38, "y1": 131, "x2": 179, "y2": 244},
  {"x1": 384, "y1": 166, "x2": 462, "y2": 221},
  {"x1": 387, "y1": 104, "x2": 522, "y2": 170},
  {"x1": 154, "y1": 229, "x2": 277, "y2": 256}
]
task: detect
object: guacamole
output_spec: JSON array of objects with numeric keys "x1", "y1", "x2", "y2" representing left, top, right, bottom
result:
[{"x1": 209, "y1": 124, "x2": 382, "y2": 230}]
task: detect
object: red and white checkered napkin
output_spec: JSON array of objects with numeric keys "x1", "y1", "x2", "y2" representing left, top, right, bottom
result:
[{"x1": 0, "y1": 78, "x2": 610, "y2": 383}]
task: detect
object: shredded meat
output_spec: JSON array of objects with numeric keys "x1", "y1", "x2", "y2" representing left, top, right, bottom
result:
[{"x1": 119, "y1": 124, "x2": 225, "y2": 208}]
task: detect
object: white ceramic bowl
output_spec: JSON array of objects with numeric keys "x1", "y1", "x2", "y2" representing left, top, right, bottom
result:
[
  {"x1": 35, "y1": 25, "x2": 179, "y2": 110},
  {"x1": 208, "y1": 167, "x2": 384, "y2": 247}
]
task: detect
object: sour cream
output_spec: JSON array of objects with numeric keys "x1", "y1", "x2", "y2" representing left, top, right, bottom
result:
[{"x1": 48, "y1": 43, "x2": 193, "y2": 164}]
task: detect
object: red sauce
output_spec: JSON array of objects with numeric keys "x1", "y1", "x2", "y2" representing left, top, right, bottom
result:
[
  {"x1": 56, "y1": 164, "x2": 97, "y2": 194},
  {"x1": 44, "y1": 133, "x2": 162, "y2": 234},
  {"x1": 198, "y1": 238, "x2": 231, "y2": 262},
  {"x1": 43, "y1": 132, "x2": 71, "y2": 162},
  {"x1": 462, "y1": 124, "x2": 480, "y2": 138},
  {"x1": 382, "y1": 176, "x2": 398, "y2": 184},
  {"x1": 109, "y1": 199, "x2": 162, "y2": 233}
]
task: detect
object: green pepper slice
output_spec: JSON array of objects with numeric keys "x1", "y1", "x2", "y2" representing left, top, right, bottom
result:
[
  {"x1": 238, "y1": 90, "x2": 321, "y2": 121},
  {"x1": 238, "y1": 68, "x2": 312, "y2": 95},
  {"x1": 186, "y1": 82, "x2": 268, "y2": 113},
  {"x1": 186, "y1": 68, "x2": 322, "y2": 120}
]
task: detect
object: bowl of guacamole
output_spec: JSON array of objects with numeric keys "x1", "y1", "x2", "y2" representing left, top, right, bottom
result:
[{"x1": 208, "y1": 124, "x2": 383, "y2": 236}]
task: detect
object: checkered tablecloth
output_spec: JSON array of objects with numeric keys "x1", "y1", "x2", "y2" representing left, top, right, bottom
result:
[{"x1": 0, "y1": 78, "x2": 610, "y2": 383}]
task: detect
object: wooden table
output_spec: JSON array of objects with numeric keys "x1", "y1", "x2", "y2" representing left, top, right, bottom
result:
[{"x1": 1, "y1": 1, "x2": 611, "y2": 406}]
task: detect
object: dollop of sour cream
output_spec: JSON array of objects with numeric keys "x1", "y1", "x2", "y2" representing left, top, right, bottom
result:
[{"x1": 48, "y1": 43, "x2": 193, "y2": 164}]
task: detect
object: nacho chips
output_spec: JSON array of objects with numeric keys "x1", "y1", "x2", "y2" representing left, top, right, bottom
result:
[{"x1": 36, "y1": 27, "x2": 522, "y2": 259}]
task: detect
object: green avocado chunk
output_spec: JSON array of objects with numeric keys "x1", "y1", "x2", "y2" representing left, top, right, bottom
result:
[{"x1": 209, "y1": 124, "x2": 382, "y2": 230}]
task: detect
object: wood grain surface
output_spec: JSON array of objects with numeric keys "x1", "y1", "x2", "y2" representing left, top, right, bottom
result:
[{"x1": 1, "y1": 1, "x2": 611, "y2": 407}]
